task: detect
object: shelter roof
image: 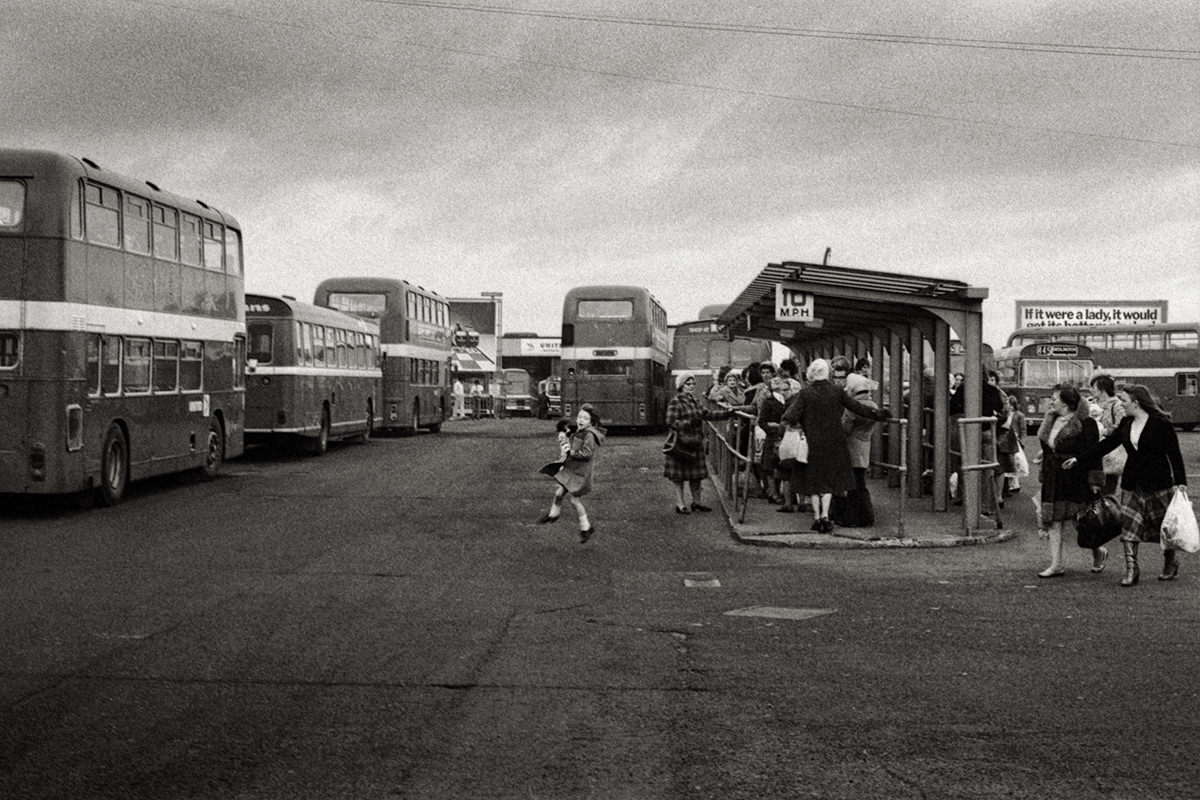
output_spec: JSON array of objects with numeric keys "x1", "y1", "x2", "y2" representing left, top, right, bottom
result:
[{"x1": 715, "y1": 261, "x2": 988, "y2": 346}]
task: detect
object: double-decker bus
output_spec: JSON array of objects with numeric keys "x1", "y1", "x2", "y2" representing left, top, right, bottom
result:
[
  {"x1": 1006, "y1": 324, "x2": 1200, "y2": 431},
  {"x1": 670, "y1": 304, "x2": 772, "y2": 400},
  {"x1": 245, "y1": 293, "x2": 380, "y2": 453},
  {"x1": 560, "y1": 285, "x2": 670, "y2": 428},
  {"x1": 993, "y1": 342, "x2": 1096, "y2": 433},
  {"x1": 0, "y1": 149, "x2": 245, "y2": 505},
  {"x1": 313, "y1": 277, "x2": 451, "y2": 433}
]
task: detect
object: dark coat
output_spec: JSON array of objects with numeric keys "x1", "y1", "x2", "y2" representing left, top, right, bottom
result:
[
  {"x1": 781, "y1": 380, "x2": 885, "y2": 494},
  {"x1": 555, "y1": 425, "x2": 606, "y2": 497},
  {"x1": 1037, "y1": 405, "x2": 1099, "y2": 523},
  {"x1": 1082, "y1": 415, "x2": 1187, "y2": 493}
]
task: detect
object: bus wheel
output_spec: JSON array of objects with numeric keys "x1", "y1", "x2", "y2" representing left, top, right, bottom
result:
[
  {"x1": 97, "y1": 424, "x2": 128, "y2": 507},
  {"x1": 200, "y1": 417, "x2": 225, "y2": 480},
  {"x1": 311, "y1": 408, "x2": 330, "y2": 455},
  {"x1": 1182, "y1": 423, "x2": 1196, "y2": 432}
]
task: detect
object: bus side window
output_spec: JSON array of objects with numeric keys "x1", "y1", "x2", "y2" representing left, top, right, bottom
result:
[
  {"x1": 153, "y1": 340, "x2": 180, "y2": 393},
  {"x1": 86, "y1": 335, "x2": 101, "y2": 395},
  {"x1": 124, "y1": 338, "x2": 151, "y2": 394},
  {"x1": 180, "y1": 341, "x2": 203, "y2": 391},
  {"x1": 180, "y1": 214, "x2": 202, "y2": 267},
  {"x1": 0, "y1": 331, "x2": 18, "y2": 369},
  {"x1": 202, "y1": 221, "x2": 223, "y2": 272},
  {"x1": 1179, "y1": 374, "x2": 1199, "y2": 397},
  {"x1": 313, "y1": 325, "x2": 326, "y2": 367},
  {"x1": 85, "y1": 183, "x2": 120, "y2": 248},
  {"x1": 124, "y1": 195, "x2": 151, "y2": 254},
  {"x1": 101, "y1": 335, "x2": 121, "y2": 395},
  {"x1": 153, "y1": 205, "x2": 179, "y2": 261}
]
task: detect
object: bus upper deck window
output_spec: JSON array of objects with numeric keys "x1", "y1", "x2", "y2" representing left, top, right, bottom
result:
[{"x1": 0, "y1": 180, "x2": 25, "y2": 228}]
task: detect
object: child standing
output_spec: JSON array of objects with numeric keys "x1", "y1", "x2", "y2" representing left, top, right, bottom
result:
[{"x1": 538, "y1": 404, "x2": 606, "y2": 543}]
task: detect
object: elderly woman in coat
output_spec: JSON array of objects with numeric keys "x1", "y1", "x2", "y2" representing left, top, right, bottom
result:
[
  {"x1": 1035, "y1": 384, "x2": 1104, "y2": 578},
  {"x1": 665, "y1": 373, "x2": 747, "y2": 514},
  {"x1": 781, "y1": 358, "x2": 888, "y2": 533},
  {"x1": 836, "y1": 371, "x2": 881, "y2": 527}
]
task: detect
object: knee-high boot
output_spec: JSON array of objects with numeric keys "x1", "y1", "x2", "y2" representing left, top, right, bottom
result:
[
  {"x1": 1121, "y1": 541, "x2": 1140, "y2": 587},
  {"x1": 1159, "y1": 548, "x2": 1179, "y2": 581},
  {"x1": 1038, "y1": 526, "x2": 1064, "y2": 578}
]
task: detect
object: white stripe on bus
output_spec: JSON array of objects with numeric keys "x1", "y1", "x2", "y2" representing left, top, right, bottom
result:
[
  {"x1": 380, "y1": 342, "x2": 453, "y2": 361},
  {"x1": 560, "y1": 346, "x2": 665, "y2": 360},
  {"x1": 0, "y1": 300, "x2": 244, "y2": 341},
  {"x1": 247, "y1": 366, "x2": 383, "y2": 379},
  {"x1": 1100, "y1": 367, "x2": 1200, "y2": 378}
]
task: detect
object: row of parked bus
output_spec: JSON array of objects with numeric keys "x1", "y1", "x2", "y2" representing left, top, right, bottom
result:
[{"x1": 0, "y1": 149, "x2": 455, "y2": 505}]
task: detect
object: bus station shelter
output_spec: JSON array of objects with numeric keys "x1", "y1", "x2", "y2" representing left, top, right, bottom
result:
[{"x1": 716, "y1": 260, "x2": 994, "y2": 530}]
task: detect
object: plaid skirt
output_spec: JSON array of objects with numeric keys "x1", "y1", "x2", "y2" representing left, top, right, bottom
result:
[
  {"x1": 1118, "y1": 486, "x2": 1176, "y2": 543},
  {"x1": 663, "y1": 452, "x2": 709, "y2": 483}
]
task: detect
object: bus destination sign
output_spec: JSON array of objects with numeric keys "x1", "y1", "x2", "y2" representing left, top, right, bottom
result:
[{"x1": 1035, "y1": 344, "x2": 1080, "y2": 357}]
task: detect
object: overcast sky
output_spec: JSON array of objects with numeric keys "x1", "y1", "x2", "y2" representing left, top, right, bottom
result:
[{"x1": 4, "y1": 0, "x2": 1197, "y2": 347}]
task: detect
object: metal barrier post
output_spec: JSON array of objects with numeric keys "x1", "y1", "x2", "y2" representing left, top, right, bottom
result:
[
  {"x1": 871, "y1": 418, "x2": 908, "y2": 538},
  {"x1": 954, "y1": 416, "x2": 1003, "y2": 535}
]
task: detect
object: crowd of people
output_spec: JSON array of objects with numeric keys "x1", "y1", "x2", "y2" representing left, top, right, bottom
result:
[
  {"x1": 531, "y1": 358, "x2": 1190, "y2": 575},
  {"x1": 656, "y1": 360, "x2": 1190, "y2": 584}
]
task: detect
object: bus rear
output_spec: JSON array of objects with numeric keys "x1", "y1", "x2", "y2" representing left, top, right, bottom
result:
[{"x1": 560, "y1": 286, "x2": 670, "y2": 429}]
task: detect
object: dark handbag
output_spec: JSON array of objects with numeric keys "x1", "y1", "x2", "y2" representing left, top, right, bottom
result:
[
  {"x1": 663, "y1": 428, "x2": 704, "y2": 463},
  {"x1": 1076, "y1": 492, "x2": 1122, "y2": 549}
]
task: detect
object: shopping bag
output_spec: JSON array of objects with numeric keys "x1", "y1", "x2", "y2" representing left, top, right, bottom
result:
[
  {"x1": 663, "y1": 429, "x2": 704, "y2": 464},
  {"x1": 777, "y1": 427, "x2": 808, "y2": 464},
  {"x1": 1075, "y1": 493, "x2": 1123, "y2": 549},
  {"x1": 1160, "y1": 487, "x2": 1200, "y2": 553},
  {"x1": 752, "y1": 425, "x2": 766, "y2": 464},
  {"x1": 1014, "y1": 449, "x2": 1030, "y2": 478}
]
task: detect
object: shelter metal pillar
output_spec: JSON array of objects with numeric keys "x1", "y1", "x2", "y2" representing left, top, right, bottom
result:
[
  {"x1": 907, "y1": 324, "x2": 925, "y2": 499},
  {"x1": 886, "y1": 327, "x2": 904, "y2": 489},
  {"x1": 870, "y1": 331, "x2": 886, "y2": 479},
  {"x1": 932, "y1": 318, "x2": 951, "y2": 511}
]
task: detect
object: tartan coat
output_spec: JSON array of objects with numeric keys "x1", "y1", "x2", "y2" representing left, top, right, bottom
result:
[{"x1": 663, "y1": 391, "x2": 732, "y2": 482}]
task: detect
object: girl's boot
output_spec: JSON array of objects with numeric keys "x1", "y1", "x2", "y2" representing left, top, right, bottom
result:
[{"x1": 1159, "y1": 548, "x2": 1179, "y2": 581}]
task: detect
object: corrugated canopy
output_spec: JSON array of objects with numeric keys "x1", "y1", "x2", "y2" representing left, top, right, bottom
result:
[
  {"x1": 451, "y1": 347, "x2": 495, "y2": 373},
  {"x1": 716, "y1": 261, "x2": 987, "y2": 347}
]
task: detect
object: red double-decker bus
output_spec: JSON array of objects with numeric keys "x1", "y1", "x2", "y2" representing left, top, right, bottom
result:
[{"x1": 0, "y1": 149, "x2": 245, "y2": 504}]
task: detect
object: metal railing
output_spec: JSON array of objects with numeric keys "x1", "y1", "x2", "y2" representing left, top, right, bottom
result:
[
  {"x1": 953, "y1": 415, "x2": 1004, "y2": 534},
  {"x1": 872, "y1": 418, "x2": 909, "y2": 538},
  {"x1": 703, "y1": 411, "x2": 755, "y2": 522}
]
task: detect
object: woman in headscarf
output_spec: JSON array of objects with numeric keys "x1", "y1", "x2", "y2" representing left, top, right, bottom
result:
[
  {"x1": 664, "y1": 373, "x2": 748, "y2": 514},
  {"x1": 781, "y1": 358, "x2": 888, "y2": 533}
]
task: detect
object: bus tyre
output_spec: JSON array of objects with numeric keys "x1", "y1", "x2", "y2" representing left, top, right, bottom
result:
[
  {"x1": 200, "y1": 417, "x2": 225, "y2": 480},
  {"x1": 97, "y1": 424, "x2": 128, "y2": 507}
]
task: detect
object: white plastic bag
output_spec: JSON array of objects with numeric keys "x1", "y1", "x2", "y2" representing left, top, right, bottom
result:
[
  {"x1": 778, "y1": 427, "x2": 808, "y2": 464},
  {"x1": 1161, "y1": 487, "x2": 1200, "y2": 553},
  {"x1": 1014, "y1": 449, "x2": 1030, "y2": 478}
]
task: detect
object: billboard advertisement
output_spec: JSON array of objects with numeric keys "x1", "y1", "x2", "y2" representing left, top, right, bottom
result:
[{"x1": 1015, "y1": 300, "x2": 1167, "y2": 329}]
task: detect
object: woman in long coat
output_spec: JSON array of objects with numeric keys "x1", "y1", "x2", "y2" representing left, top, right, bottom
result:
[
  {"x1": 781, "y1": 359, "x2": 887, "y2": 533},
  {"x1": 1066, "y1": 383, "x2": 1188, "y2": 585},
  {"x1": 664, "y1": 374, "x2": 743, "y2": 514},
  {"x1": 1034, "y1": 384, "x2": 1103, "y2": 578}
]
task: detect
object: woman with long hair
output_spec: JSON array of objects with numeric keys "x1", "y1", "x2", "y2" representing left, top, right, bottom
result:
[
  {"x1": 1066, "y1": 384, "x2": 1188, "y2": 585},
  {"x1": 1034, "y1": 384, "x2": 1105, "y2": 577}
]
